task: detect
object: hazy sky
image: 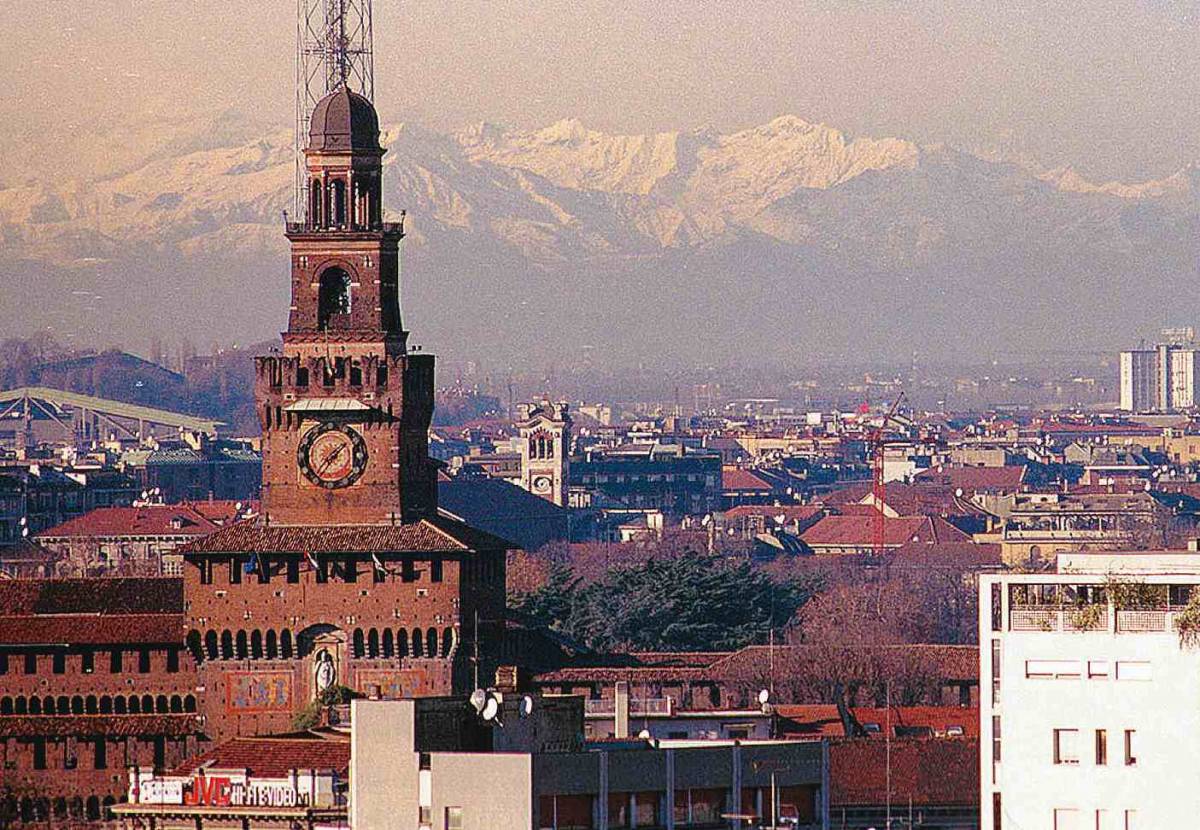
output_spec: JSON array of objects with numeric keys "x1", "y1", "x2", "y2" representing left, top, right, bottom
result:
[{"x1": 1, "y1": 0, "x2": 1198, "y2": 181}]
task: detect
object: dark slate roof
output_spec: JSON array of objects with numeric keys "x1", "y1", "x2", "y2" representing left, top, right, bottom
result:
[
  {"x1": 308, "y1": 86, "x2": 381, "y2": 153},
  {"x1": 438, "y1": 477, "x2": 563, "y2": 550},
  {"x1": 179, "y1": 514, "x2": 510, "y2": 555}
]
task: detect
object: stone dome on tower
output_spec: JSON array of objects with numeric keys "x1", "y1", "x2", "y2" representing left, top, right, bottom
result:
[{"x1": 307, "y1": 85, "x2": 382, "y2": 153}]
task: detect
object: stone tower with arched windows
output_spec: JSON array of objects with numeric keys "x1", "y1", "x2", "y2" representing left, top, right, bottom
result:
[
  {"x1": 517, "y1": 401, "x2": 571, "y2": 507},
  {"x1": 256, "y1": 84, "x2": 435, "y2": 525}
]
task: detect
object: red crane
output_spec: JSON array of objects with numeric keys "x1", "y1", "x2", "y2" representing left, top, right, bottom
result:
[{"x1": 868, "y1": 393, "x2": 906, "y2": 557}]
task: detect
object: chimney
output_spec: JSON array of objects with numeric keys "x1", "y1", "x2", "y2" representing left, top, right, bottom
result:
[{"x1": 614, "y1": 681, "x2": 630, "y2": 739}]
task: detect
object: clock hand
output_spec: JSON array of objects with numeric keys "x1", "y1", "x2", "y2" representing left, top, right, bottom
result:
[{"x1": 316, "y1": 444, "x2": 346, "y2": 475}]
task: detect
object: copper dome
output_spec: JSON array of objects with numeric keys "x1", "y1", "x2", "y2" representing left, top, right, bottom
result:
[{"x1": 308, "y1": 86, "x2": 381, "y2": 153}]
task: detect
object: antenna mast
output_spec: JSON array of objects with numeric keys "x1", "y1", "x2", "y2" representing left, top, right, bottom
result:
[{"x1": 295, "y1": 0, "x2": 376, "y2": 213}]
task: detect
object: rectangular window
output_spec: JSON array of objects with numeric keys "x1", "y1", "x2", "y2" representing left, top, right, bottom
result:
[
  {"x1": 993, "y1": 793, "x2": 1002, "y2": 830},
  {"x1": 81, "y1": 650, "x2": 94, "y2": 674},
  {"x1": 24, "y1": 653, "x2": 36, "y2": 675},
  {"x1": 402, "y1": 560, "x2": 417, "y2": 583},
  {"x1": 138, "y1": 650, "x2": 151, "y2": 674},
  {"x1": 1088, "y1": 660, "x2": 1110, "y2": 679},
  {"x1": 52, "y1": 652, "x2": 65, "y2": 674},
  {"x1": 1095, "y1": 730, "x2": 1107, "y2": 765},
  {"x1": 1095, "y1": 810, "x2": 1112, "y2": 830},
  {"x1": 445, "y1": 807, "x2": 463, "y2": 830},
  {"x1": 153, "y1": 736, "x2": 165, "y2": 770},
  {"x1": 1124, "y1": 810, "x2": 1136, "y2": 830},
  {"x1": 1116, "y1": 661, "x2": 1151, "y2": 681},
  {"x1": 991, "y1": 583, "x2": 1003, "y2": 631},
  {"x1": 33, "y1": 738, "x2": 46, "y2": 770},
  {"x1": 1053, "y1": 728, "x2": 1080, "y2": 764},
  {"x1": 991, "y1": 639, "x2": 1002, "y2": 704},
  {"x1": 199, "y1": 559, "x2": 213, "y2": 585},
  {"x1": 419, "y1": 806, "x2": 431, "y2": 825},
  {"x1": 287, "y1": 558, "x2": 300, "y2": 584},
  {"x1": 0, "y1": 653, "x2": 7, "y2": 674},
  {"x1": 1027, "y1": 660, "x2": 1081, "y2": 679},
  {"x1": 94, "y1": 739, "x2": 107, "y2": 770},
  {"x1": 110, "y1": 649, "x2": 122, "y2": 674},
  {"x1": 431, "y1": 559, "x2": 443, "y2": 583},
  {"x1": 992, "y1": 716, "x2": 1002, "y2": 763},
  {"x1": 230, "y1": 557, "x2": 242, "y2": 584},
  {"x1": 1124, "y1": 730, "x2": 1138, "y2": 766},
  {"x1": 166, "y1": 648, "x2": 179, "y2": 673}
]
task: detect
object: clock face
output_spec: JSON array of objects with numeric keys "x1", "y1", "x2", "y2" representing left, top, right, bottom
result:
[
  {"x1": 532, "y1": 475, "x2": 553, "y2": 494},
  {"x1": 298, "y1": 423, "x2": 368, "y2": 489}
]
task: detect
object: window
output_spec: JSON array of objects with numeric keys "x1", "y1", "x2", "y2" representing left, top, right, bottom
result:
[
  {"x1": 1124, "y1": 730, "x2": 1137, "y2": 766},
  {"x1": 991, "y1": 640, "x2": 1002, "y2": 704},
  {"x1": 33, "y1": 738, "x2": 46, "y2": 770},
  {"x1": 402, "y1": 560, "x2": 416, "y2": 583},
  {"x1": 1088, "y1": 660, "x2": 1110, "y2": 679},
  {"x1": 1115, "y1": 661, "x2": 1151, "y2": 681},
  {"x1": 110, "y1": 649, "x2": 122, "y2": 674},
  {"x1": 1053, "y1": 729, "x2": 1080, "y2": 764},
  {"x1": 287, "y1": 558, "x2": 300, "y2": 584},
  {"x1": 431, "y1": 559, "x2": 443, "y2": 583},
  {"x1": 1095, "y1": 730, "x2": 1107, "y2": 765},
  {"x1": 445, "y1": 807, "x2": 463, "y2": 830},
  {"x1": 138, "y1": 650, "x2": 151, "y2": 674},
  {"x1": 419, "y1": 806, "x2": 431, "y2": 825},
  {"x1": 296, "y1": 367, "x2": 309, "y2": 387},
  {"x1": 230, "y1": 557, "x2": 242, "y2": 584},
  {"x1": 166, "y1": 649, "x2": 179, "y2": 673},
  {"x1": 24, "y1": 653, "x2": 36, "y2": 675},
  {"x1": 52, "y1": 652, "x2": 65, "y2": 674},
  {"x1": 318, "y1": 268, "x2": 352, "y2": 330},
  {"x1": 1027, "y1": 660, "x2": 1081, "y2": 679},
  {"x1": 1124, "y1": 810, "x2": 1136, "y2": 830},
  {"x1": 93, "y1": 739, "x2": 107, "y2": 770},
  {"x1": 0, "y1": 653, "x2": 7, "y2": 674},
  {"x1": 81, "y1": 650, "x2": 94, "y2": 674}
]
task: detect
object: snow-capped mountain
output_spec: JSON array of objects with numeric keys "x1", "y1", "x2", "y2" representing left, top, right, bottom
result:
[{"x1": 1, "y1": 114, "x2": 1196, "y2": 365}]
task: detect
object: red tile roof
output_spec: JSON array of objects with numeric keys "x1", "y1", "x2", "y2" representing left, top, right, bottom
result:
[
  {"x1": 722, "y1": 505, "x2": 825, "y2": 521},
  {"x1": 721, "y1": 467, "x2": 775, "y2": 492},
  {"x1": 172, "y1": 735, "x2": 349, "y2": 778},
  {"x1": 775, "y1": 705, "x2": 979, "y2": 739},
  {"x1": 36, "y1": 505, "x2": 222, "y2": 539},
  {"x1": 710, "y1": 645, "x2": 978, "y2": 683},
  {"x1": 914, "y1": 465, "x2": 1026, "y2": 493},
  {"x1": 0, "y1": 715, "x2": 200, "y2": 738},
  {"x1": 830, "y1": 738, "x2": 979, "y2": 807},
  {"x1": 800, "y1": 515, "x2": 970, "y2": 549},
  {"x1": 180, "y1": 514, "x2": 510, "y2": 555},
  {"x1": 0, "y1": 578, "x2": 182, "y2": 615},
  {"x1": 0, "y1": 578, "x2": 184, "y2": 646},
  {"x1": 0, "y1": 613, "x2": 183, "y2": 646}
]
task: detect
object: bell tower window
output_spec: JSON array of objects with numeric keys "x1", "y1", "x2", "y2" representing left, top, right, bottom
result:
[
  {"x1": 332, "y1": 179, "x2": 347, "y2": 226},
  {"x1": 318, "y1": 268, "x2": 352, "y2": 330}
]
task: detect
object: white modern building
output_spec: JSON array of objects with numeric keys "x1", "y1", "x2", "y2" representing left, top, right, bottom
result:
[
  {"x1": 1119, "y1": 344, "x2": 1200, "y2": 412},
  {"x1": 980, "y1": 552, "x2": 1200, "y2": 829}
]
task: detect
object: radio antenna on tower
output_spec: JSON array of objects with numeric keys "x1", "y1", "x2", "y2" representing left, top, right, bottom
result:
[{"x1": 295, "y1": 0, "x2": 376, "y2": 213}]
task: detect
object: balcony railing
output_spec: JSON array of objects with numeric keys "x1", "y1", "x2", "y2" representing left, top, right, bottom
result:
[
  {"x1": 1010, "y1": 606, "x2": 1187, "y2": 634},
  {"x1": 584, "y1": 697, "x2": 674, "y2": 716}
]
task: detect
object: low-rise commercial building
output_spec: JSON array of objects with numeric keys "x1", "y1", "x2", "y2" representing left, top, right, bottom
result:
[{"x1": 351, "y1": 695, "x2": 829, "y2": 830}]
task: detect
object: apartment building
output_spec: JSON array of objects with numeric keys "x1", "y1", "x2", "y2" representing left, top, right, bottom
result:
[{"x1": 980, "y1": 553, "x2": 1200, "y2": 828}]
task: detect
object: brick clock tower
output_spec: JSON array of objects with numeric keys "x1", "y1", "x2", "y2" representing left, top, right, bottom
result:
[
  {"x1": 180, "y1": 84, "x2": 508, "y2": 742},
  {"x1": 260, "y1": 86, "x2": 435, "y2": 525}
]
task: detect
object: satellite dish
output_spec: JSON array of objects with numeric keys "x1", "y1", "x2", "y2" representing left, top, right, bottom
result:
[
  {"x1": 469, "y1": 689, "x2": 488, "y2": 714},
  {"x1": 481, "y1": 697, "x2": 500, "y2": 722},
  {"x1": 758, "y1": 689, "x2": 770, "y2": 705},
  {"x1": 520, "y1": 695, "x2": 534, "y2": 718},
  {"x1": 638, "y1": 729, "x2": 652, "y2": 740}
]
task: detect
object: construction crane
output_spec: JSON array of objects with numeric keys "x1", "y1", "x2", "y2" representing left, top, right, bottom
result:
[{"x1": 868, "y1": 392, "x2": 906, "y2": 557}]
